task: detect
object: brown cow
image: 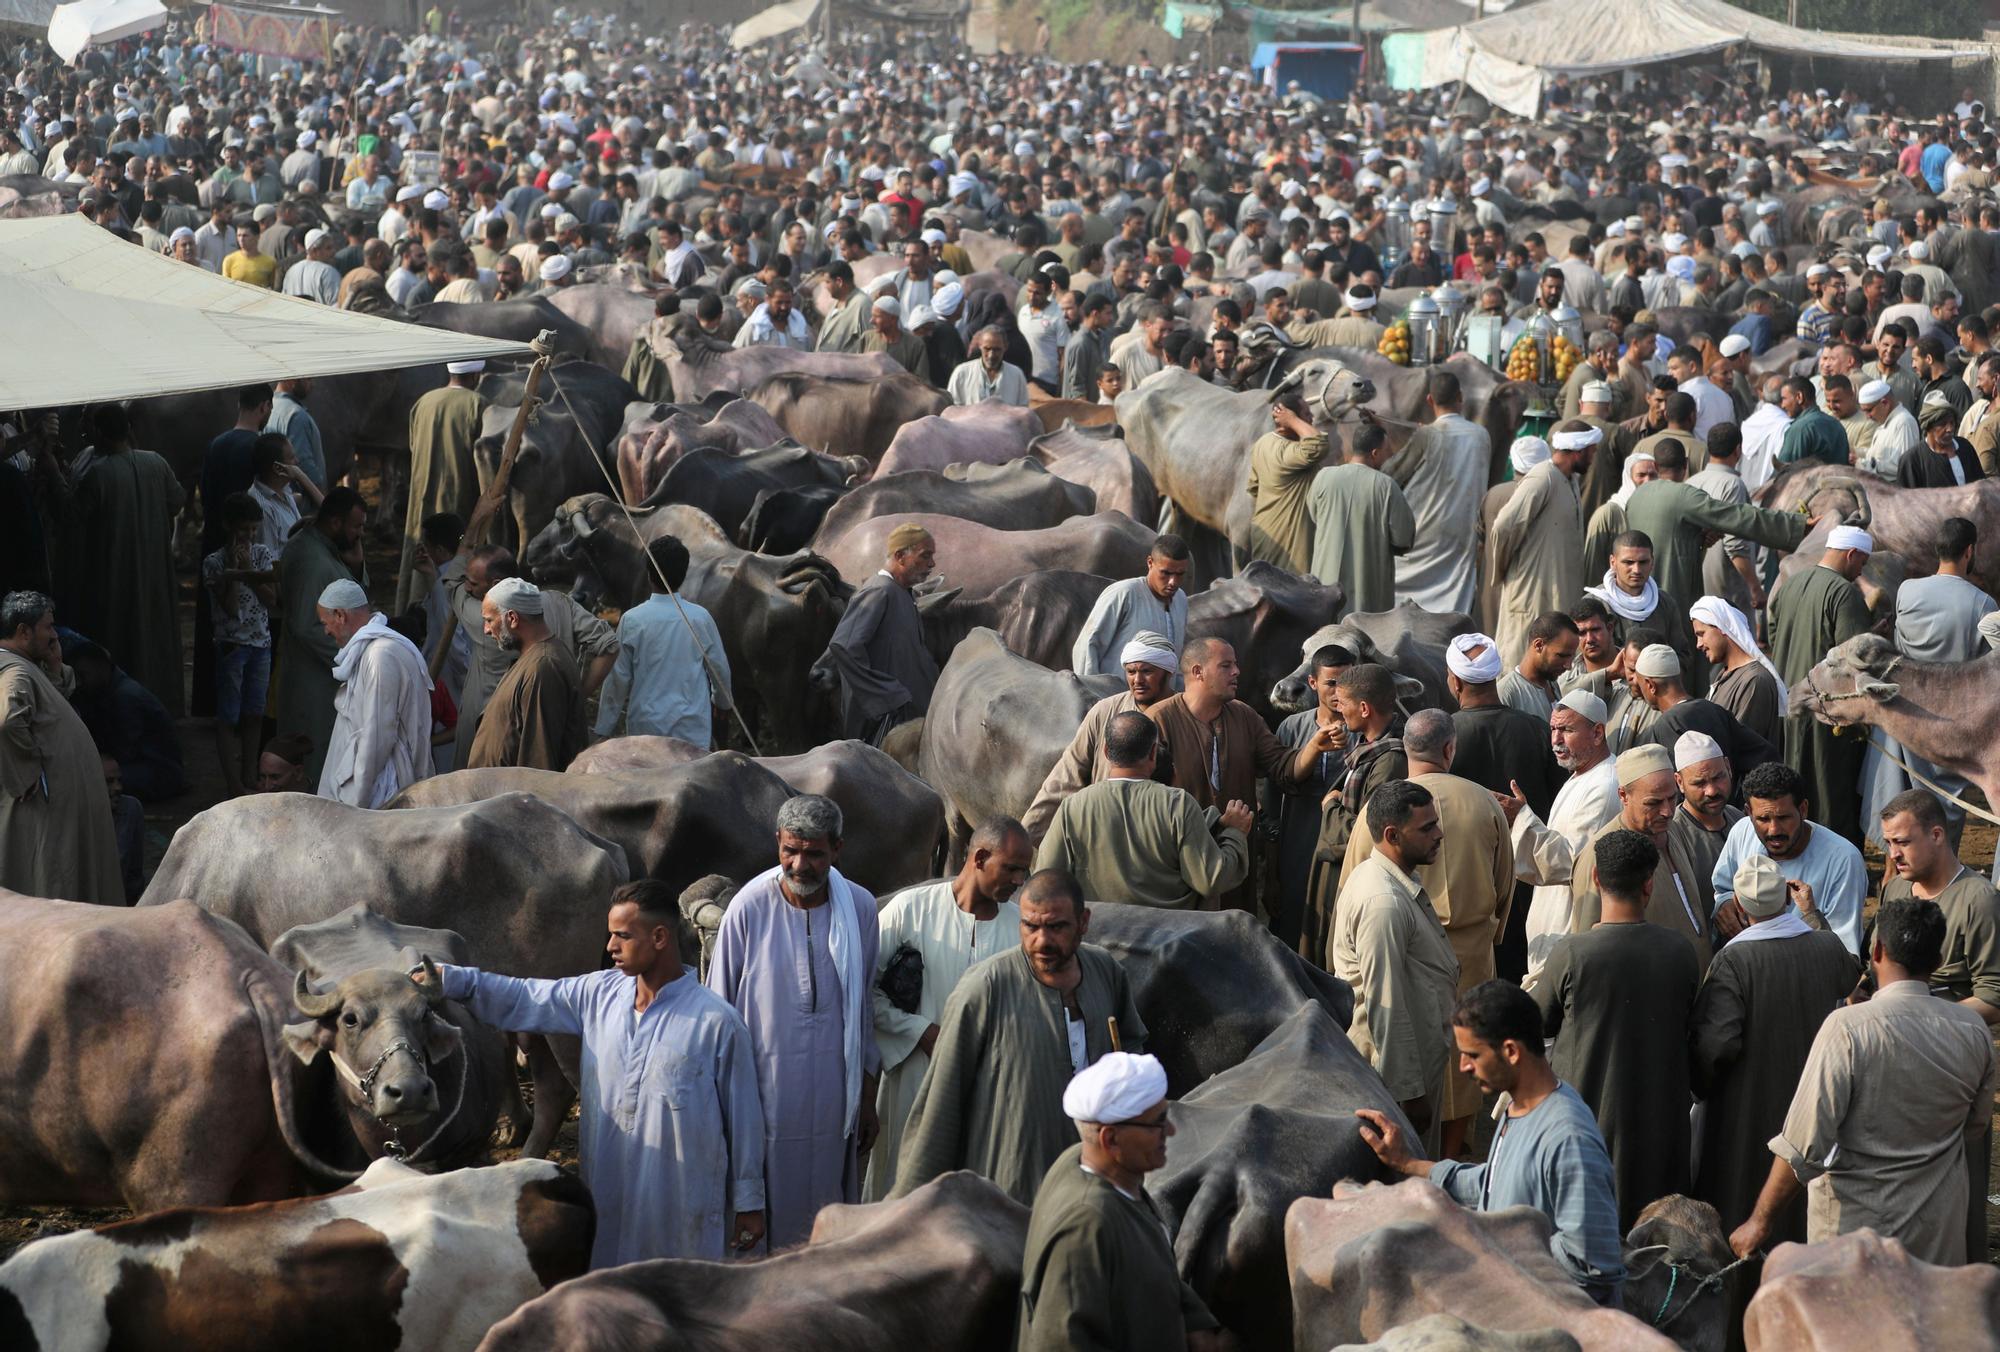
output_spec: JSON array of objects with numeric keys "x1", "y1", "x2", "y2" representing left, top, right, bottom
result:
[
  {"x1": 749, "y1": 368, "x2": 953, "y2": 462},
  {"x1": 1744, "y1": 1229, "x2": 2000, "y2": 1349},
  {"x1": 871, "y1": 401, "x2": 1042, "y2": 478},
  {"x1": 817, "y1": 510, "x2": 1155, "y2": 599},
  {"x1": 1028, "y1": 421, "x2": 1161, "y2": 523},
  {"x1": 613, "y1": 397, "x2": 792, "y2": 504},
  {"x1": 473, "y1": 1172, "x2": 1027, "y2": 1352},
  {"x1": 0, "y1": 1159, "x2": 594, "y2": 1352}
]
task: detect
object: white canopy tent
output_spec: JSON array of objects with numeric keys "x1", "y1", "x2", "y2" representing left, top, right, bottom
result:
[
  {"x1": 47, "y1": 0, "x2": 164, "y2": 61},
  {"x1": 1385, "y1": 0, "x2": 1987, "y2": 117},
  {"x1": 730, "y1": 0, "x2": 818, "y2": 49},
  {"x1": 0, "y1": 215, "x2": 533, "y2": 413}
]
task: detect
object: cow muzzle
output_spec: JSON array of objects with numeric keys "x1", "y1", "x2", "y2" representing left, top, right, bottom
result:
[{"x1": 333, "y1": 1035, "x2": 439, "y2": 1128}]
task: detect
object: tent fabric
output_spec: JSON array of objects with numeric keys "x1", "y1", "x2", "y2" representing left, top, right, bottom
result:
[
  {"x1": 47, "y1": 0, "x2": 165, "y2": 61},
  {"x1": 0, "y1": 214, "x2": 533, "y2": 413},
  {"x1": 730, "y1": 0, "x2": 818, "y2": 49},
  {"x1": 1387, "y1": 0, "x2": 1987, "y2": 116}
]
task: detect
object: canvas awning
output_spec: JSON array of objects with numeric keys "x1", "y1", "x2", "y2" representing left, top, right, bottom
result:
[
  {"x1": 730, "y1": 0, "x2": 818, "y2": 49},
  {"x1": 0, "y1": 214, "x2": 533, "y2": 413},
  {"x1": 1385, "y1": 0, "x2": 1987, "y2": 117},
  {"x1": 47, "y1": 0, "x2": 165, "y2": 61}
]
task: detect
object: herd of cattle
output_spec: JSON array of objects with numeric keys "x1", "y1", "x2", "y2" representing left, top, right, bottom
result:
[{"x1": 9, "y1": 218, "x2": 2000, "y2": 1347}]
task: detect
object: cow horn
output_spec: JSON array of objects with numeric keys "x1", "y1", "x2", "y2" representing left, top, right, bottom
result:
[
  {"x1": 416, "y1": 955, "x2": 445, "y2": 1007},
  {"x1": 293, "y1": 969, "x2": 342, "y2": 1019},
  {"x1": 569, "y1": 507, "x2": 596, "y2": 540}
]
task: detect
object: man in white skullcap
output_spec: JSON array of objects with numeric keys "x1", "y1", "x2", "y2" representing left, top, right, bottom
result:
[
  {"x1": 1508, "y1": 688, "x2": 1625, "y2": 982},
  {"x1": 281, "y1": 226, "x2": 341, "y2": 305},
  {"x1": 1629, "y1": 643, "x2": 1778, "y2": 783},
  {"x1": 315, "y1": 577, "x2": 433, "y2": 807},
  {"x1": 1769, "y1": 525, "x2": 1874, "y2": 843},
  {"x1": 1025, "y1": 632, "x2": 1179, "y2": 839},
  {"x1": 466, "y1": 577, "x2": 588, "y2": 771},
  {"x1": 1668, "y1": 729, "x2": 1740, "y2": 906},
  {"x1": 1488, "y1": 421, "x2": 1590, "y2": 668},
  {"x1": 1018, "y1": 1049, "x2": 1223, "y2": 1352},
  {"x1": 539, "y1": 253, "x2": 575, "y2": 287},
  {"x1": 1689, "y1": 852, "x2": 1861, "y2": 1250},
  {"x1": 397, "y1": 358, "x2": 486, "y2": 612},
  {"x1": 863, "y1": 294, "x2": 931, "y2": 382},
  {"x1": 1855, "y1": 377, "x2": 1920, "y2": 479},
  {"x1": 1566, "y1": 744, "x2": 1712, "y2": 972}
]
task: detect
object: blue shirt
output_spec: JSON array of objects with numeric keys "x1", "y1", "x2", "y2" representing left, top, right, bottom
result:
[
  {"x1": 1431, "y1": 1082, "x2": 1626, "y2": 1304},
  {"x1": 440, "y1": 965, "x2": 766, "y2": 1268},
  {"x1": 1728, "y1": 312, "x2": 1774, "y2": 356},
  {"x1": 593, "y1": 592, "x2": 732, "y2": 745},
  {"x1": 1922, "y1": 143, "x2": 1953, "y2": 193},
  {"x1": 1709, "y1": 816, "x2": 1869, "y2": 955}
]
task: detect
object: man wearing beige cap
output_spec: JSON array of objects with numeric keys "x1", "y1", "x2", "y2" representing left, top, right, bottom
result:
[
  {"x1": 812, "y1": 522, "x2": 938, "y2": 744},
  {"x1": 1572, "y1": 379, "x2": 1626, "y2": 522},
  {"x1": 1565, "y1": 744, "x2": 1711, "y2": 972},
  {"x1": 864, "y1": 295, "x2": 932, "y2": 382},
  {"x1": 1855, "y1": 377, "x2": 1920, "y2": 479},
  {"x1": 1689, "y1": 852, "x2": 1860, "y2": 1247}
]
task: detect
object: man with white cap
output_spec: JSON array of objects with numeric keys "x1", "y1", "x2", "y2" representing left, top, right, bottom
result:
[
  {"x1": 1567, "y1": 744, "x2": 1712, "y2": 972},
  {"x1": 863, "y1": 295, "x2": 931, "y2": 382},
  {"x1": 1025, "y1": 631, "x2": 1178, "y2": 839},
  {"x1": 280, "y1": 227, "x2": 341, "y2": 305},
  {"x1": 1732, "y1": 894, "x2": 1996, "y2": 1267},
  {"x1": 1503, "y1": 685, "x2": 1622, "y2": 980},
  {"x1": 1855, "y1": 377, "x2": 1920, "y2": 479},
  {"x1": 1531, "y1": 825, "x2": 1702, "y2": 1230},
  {"x1": 1017, "y1": 1049, "x2": 1222, "y2": 1351},
  {"x1": 1715, "y1": 333, "x2": 1757, "y2": 420},
  {"x1": 1689, "y1": 851, "x2": 1861, "y2": 1249},
  {"x1": 896, "y1": 869, "x2": 1146, "y2": 1207},
  {"x1": 1669, "y1": 730, "x2": 1741, "y2": 891},
  {"x1": 539, "y1": 253, "x2": 575, "y2": 288},
  {"x1": 315, "y1": 576, "x2": 433, "y2": 807},
  {"x1": 1629, "y1": 644, "x2": 1777, "y2": 783},
  {"x1": 1769, "y1": 525, "x2": 1874, "y2": 844},
  {"x1": 466, "y1": 577, "x2": 587, "y2": 771},
  {"x1": 1331, "y1": 778, "x2": 1460, "y2": 1151},
  {"x1": 1488, "y1": 424, "x2": 1588, "y2": 669},
  {"x1": 397, "y1": 358, "x2": 486, "y2": 613},
  {"x1": 1343, "y1": 710, "x2": 1514, "y2": 1158}
]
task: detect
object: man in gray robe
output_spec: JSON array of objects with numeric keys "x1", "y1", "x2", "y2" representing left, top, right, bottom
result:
[
  {"x1": 812, "y1": 522, "x2": 940, "y2": 743},
  {"x1": 1071, "y1": 538, "x2": 1190, "y2": 676},
  {"x1": 1308, "y1": 421, "x2": 1412, "y2": 617},
  {"x1": 894, "y1": 869, "x2": 1146, "y2": 1206},
  {"x1": 1386, "y1": 369, "x2": 1490, "y2": 616}
]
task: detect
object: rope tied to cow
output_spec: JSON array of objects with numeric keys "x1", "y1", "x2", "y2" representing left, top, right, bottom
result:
[{"x1": 1630, "y1": 1246, "x2": 1762, "y2": 1330}]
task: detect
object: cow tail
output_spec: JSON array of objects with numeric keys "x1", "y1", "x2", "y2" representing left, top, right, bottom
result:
[{"x1": 241, "y1": 968, "x2": 367, "y2": 1182}]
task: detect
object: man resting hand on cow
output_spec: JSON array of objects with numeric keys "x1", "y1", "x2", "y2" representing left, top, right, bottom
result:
[
  {"x1": 417, "y1": 879, "x2": 767, "y2": 1269},
  {"x1": 1357, "y1": 979, "x2": 1626, "y2": 1307}
]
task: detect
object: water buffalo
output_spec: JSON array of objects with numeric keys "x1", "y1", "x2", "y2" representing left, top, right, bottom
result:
[
  {"x1": 1026, "y1": 393, "x2": 1120, "y2": 433},
  {"x1": 1744, "y1": 1228, "x2": 2000, "y2": 1350},
  {"x1": 614, "y1": 398, "x2": 795, "y2": 504},
  {"x1": 1287, "y1": 1182, "x2": 1679, "y2": 1351},
  {"x1": 749, "y1": 369, "x2": 954, "y2": 462},
  {"x1": 818, "y1": 510, "x2": 1155, "y2": 599},
  {"x1": 1028, "y1": 421, "x2": 1161, "y2": 523},
  {"x1": 412, "y1": 296, "x2": 595, "y2": 360},
  {"x1": 1271, "y1": 601, "x2": 1479, "y2": 714},
  {"x1": 270, "y1": 905, "x2": 516, "y2": 1168},
  {"x1": 919, "y1": 628, "x2": 1122, "y2": 867},
  {"x1": 636, "y1": 443, "x2": 860, "y2": 544},
  {"x1": 142, "y1": 792, "x2": 629, "y2": 1157},
  {"x1": 474, "y1": 360, "x2": 639, "y2": 551},
  {"x1": 566, "y1": 738, "x2": 944, "y2": 891},
  {"x1": 0, "y1": 1159, "x2": 594, "y2": 1352},
  {"x1": 542, "y1": 280, "x2": 660, "y2": 370},
  {"x1": 1758, "y1": 464, "x2": 2000, "y2": 597},
  {"x1": 815, "y1": 458, "x2": 1096, "y2": 546},
  {"x1": 871, "y1": 401, "x2": 1044, "y2": 478},
  {"x1": 657, "y1": 330, "x2": 903, "y2": 401},
  {"x1": 524, "y1": 496, "x2": 845, "y2": 750},
  {"x1": 917, "y1": 570, "x2": 1115, "y2": 670},
  {"x1": 474, "y1": 1172, "x2": 1026, "y2": 1352},
  {"x1": 1184, "y1": 562, "x2": 1346, "y2": 720},
  {"x1": 1115, "y1": 358, "x2": 1375, "y2": 568},
  {"x1": 1144, "y1": 1005, "x2": 1400, "y2": 1348},
  {"x1": 0, "y1": 894, "x2": 396, "y2": 1211}
]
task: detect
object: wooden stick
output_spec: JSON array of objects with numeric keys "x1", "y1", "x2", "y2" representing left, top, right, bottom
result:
[{"x1": 1108, "y1": 1017, "x2": 1122, "y2": 1052}]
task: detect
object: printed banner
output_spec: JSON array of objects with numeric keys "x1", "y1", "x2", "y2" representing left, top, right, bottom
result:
[{"x1": 207, "y1": 4, "x2": 331, "y2": 62}]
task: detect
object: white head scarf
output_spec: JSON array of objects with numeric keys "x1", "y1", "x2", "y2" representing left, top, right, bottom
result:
[
  {"x1": 1611, "y1": 450, "x2": 1656, "y2": 509},
  {"x1": 1509, "y1": 436, "x2": 1551, "y2": 476},
  {"x1": 1689, "y1": 595, "x2": 1787, "y2": 706}
]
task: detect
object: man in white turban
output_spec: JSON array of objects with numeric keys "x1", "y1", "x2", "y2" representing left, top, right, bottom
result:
[
  {"x1": 1487, "y1": 420, "x2": 1591, "y2": 667},
  {"x1": 316, "y1": 577, "x2": 433, "y2": 807},
  {"x1": 1018, "y1": 1050, "x2": 1224, "y2": 1352},
  {"x1": 1769, "y1": 525, "x2": 1874, "y2": 843},
  {"x1": 1689, "y1": 596, "x2": 1784, "y2": 746},
  {"x1": 1024, "y1": 631, "x2": 1181, "y2": 839},
  {"x1": 466, "y1": 577, "x2": 589, "y2": 770}
]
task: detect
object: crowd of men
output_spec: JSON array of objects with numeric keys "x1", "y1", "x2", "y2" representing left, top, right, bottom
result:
[{"x1": 7, "y1": 9, "x2": 2000, "y2": 1347}]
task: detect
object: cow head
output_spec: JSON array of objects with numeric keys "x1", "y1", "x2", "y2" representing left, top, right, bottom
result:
[
  {"x1": 1622, "y1": 1196, "x2": 1732, "y2": 1352},
  {"x1": 526, "y1": 493, "x2": 649, "y2": 611},
  {"x1": 284, "y1": 958, "x2": 460, "y2": 1131},
  {"x1": 1270, "y1": 622, "x2": 1425, "y2": 714},
  {"x1": 1790, "y1": 632, "x2": 1900, "y2": 725},
  {"x1": 1273, "y1": 356, "x2": 1376, "y2": 425}
]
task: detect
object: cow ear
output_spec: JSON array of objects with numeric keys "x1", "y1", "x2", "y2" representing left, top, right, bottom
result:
[
  {"x1": 1861, "y1": 679, "x2": 1900, "y2": 701},
  {"x1": 282, "y1": 1019, "x2": 334, "y2": 1066},
  {"x1": 424, "y1": 1012, "x2": 464, "y2": 1063}
]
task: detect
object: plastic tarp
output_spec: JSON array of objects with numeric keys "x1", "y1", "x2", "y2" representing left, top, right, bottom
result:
[
  {"x1": 0, "y1": 214, "x2": 534, "y2": 412},
  {"x1": 47, "y1": 0, "x2": 164, "y2": 60},
  {"x1": 730, "y1": 0, "x2": 818, "y2": 49},
  {"x1": 1387, "y1": 0, "x2": 1988, "y2": 117}
]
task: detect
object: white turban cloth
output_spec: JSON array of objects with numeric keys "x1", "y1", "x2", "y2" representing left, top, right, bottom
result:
[
  {"x1": 1120, "y1": 631, "x2": 1178, "y2": 672},
  {"x1": 1551, "y1": 426, "x2": 1602, "y2": 452},
  {"x1": 486, "y1": 577, "x2": 545, "y2": 615},
  {"x1": 1446, "y1": 633, "x2": 1503, "y2": 683},
  {"x1": 1509, "y1": 436, "x2": 1551, "y2": 476},
  {"x1": 1062, "y1": 1051, "x2": 1168, "y2": 1123},
  {"x1": 1827, "y1": 525, "x2": 1874, "y2": 553},
  {"x1": 1688, "y1": 595, "x2": 1787, "y2": 707}
]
